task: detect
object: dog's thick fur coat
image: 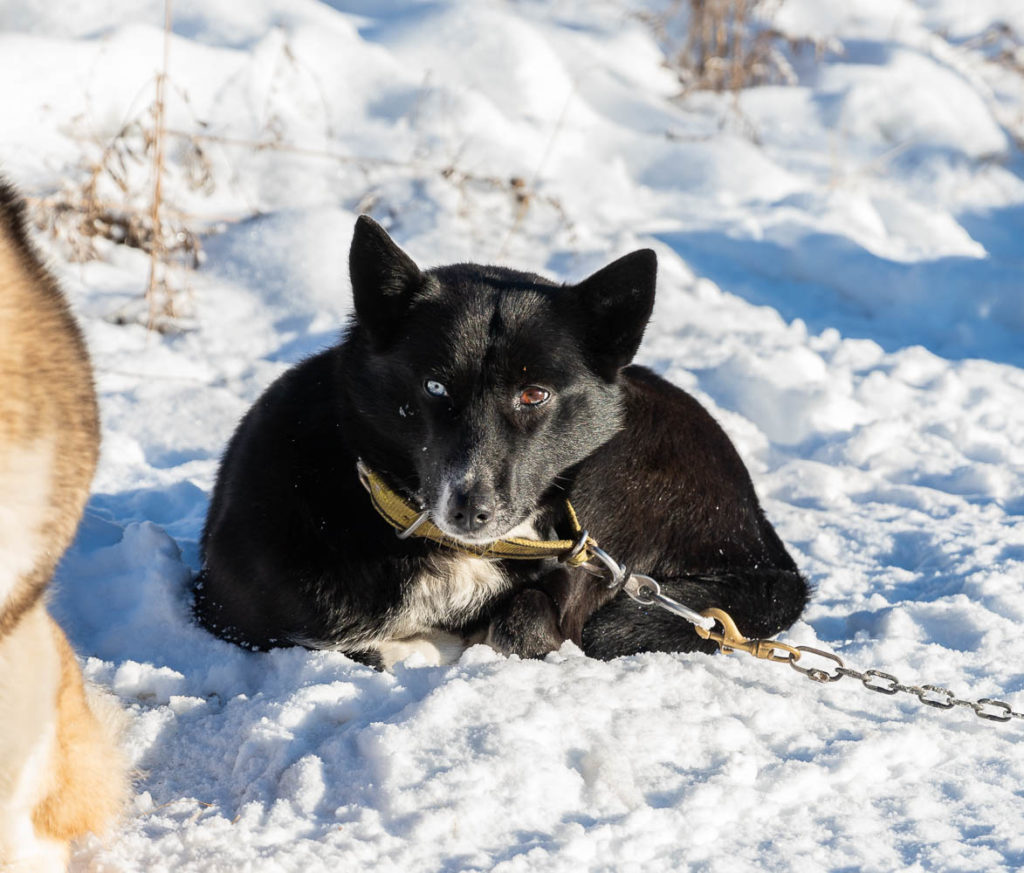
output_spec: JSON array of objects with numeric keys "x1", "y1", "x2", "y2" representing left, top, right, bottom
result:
[
  {"x1": 0, "y1": 180, "x2": 126, "y2": 871},
  {"x1": 195, "y1": 217, "x2": 808, "y2": 667}
]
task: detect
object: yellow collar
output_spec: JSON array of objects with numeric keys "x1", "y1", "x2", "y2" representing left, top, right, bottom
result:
[{"x1": 356, "y1": 461, "x2": 596, "y2": 567}]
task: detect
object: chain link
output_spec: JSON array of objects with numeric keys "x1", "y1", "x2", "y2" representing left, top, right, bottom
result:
[{"x1": 785, "y1": 645, "x2": 1024, "y2": 724}]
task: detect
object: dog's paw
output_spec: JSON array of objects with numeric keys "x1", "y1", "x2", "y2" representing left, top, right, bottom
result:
[
  {"x1": 375, "y1": 630, "x2": 469, "y2": 670},
  {"x1": 485, "y1": 588, "x2": 564, "y2": 659}
]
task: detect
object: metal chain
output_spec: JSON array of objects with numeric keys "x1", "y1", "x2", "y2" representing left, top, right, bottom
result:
[
  {"x1": 600, "y1": 554, "x2": 1023, "y2": 726},
  {"x1": 786, "y1": 645, "x2": 1024, "y2": 723},
  {"x1": 623, "y1": 583, "x2": 1024, "y2": 726}
]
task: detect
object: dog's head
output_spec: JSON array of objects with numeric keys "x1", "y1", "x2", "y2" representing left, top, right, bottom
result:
[{"x1": 346, "y1": 216, "x2": 656, "y2": 545}]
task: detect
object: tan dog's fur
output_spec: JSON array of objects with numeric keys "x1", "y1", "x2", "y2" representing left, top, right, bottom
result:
[{"x1": 0, "y1": 180, "x2": 127, "y2": 871}]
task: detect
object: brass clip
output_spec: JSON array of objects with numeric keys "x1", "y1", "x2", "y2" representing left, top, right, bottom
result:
[{"x1": 695, "y1": 607, "x2": 801, "y2": 663}]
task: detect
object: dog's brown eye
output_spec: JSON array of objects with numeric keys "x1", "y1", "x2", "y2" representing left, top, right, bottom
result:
[{"x1": 519, "y1": 386, "x2": 550, "y2": 407}]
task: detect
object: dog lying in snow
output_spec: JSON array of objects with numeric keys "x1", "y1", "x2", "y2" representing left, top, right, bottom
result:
[
  {"x1": 0, "y1": 180, "x2": 127, "y2": 871},
  {"x1": 194, "y1": 216, "x2": 808, "y2": 669}
]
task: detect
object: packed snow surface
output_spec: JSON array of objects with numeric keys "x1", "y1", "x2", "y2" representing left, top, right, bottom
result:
[{"x1": 2, "y1": 0, "x2": 1024, "y2": 870}]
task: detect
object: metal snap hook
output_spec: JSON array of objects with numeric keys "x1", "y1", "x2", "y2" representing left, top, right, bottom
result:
[
  {"x1": 624, "y1": 576, "x2": 715, "y2": 629},
  {"x1": 582, "y1": 544, "x2": 629, "y2": 588}
]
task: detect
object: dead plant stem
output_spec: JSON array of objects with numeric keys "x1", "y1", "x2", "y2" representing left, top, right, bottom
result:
[{"x1": 146, "y1": 0, "x2": 173, "y2": 329}]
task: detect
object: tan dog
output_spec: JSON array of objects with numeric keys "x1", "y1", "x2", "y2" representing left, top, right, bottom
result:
[{"x1": 0, "y1": 180, "x2": 126, "y2": 871}]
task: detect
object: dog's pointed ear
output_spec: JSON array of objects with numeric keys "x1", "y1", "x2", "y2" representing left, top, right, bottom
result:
[
  {"x1": 572, "y1": 248, "x2": 657, "y2": 378},
  {"x1": 349, "y1": 215, "x2": 424, "y2": 342}
]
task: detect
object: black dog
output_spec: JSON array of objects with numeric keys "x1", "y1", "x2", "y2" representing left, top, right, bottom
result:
[{"x1": 193, "y1": 216, "x2": 808, "y2": 668}]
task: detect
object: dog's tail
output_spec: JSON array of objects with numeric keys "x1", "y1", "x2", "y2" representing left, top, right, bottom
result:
[{"x1": 580, "y1": 569, "x2": 811, "y2": 659}]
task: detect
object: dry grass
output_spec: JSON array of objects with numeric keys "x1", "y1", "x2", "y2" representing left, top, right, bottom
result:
[
  {"x1": 31, "y1": 0, "x2": 207, "y2": 332},
  {"x1": 30, "y1": 118, "x2": 208, "y2": 270},
  {"x1": 960, "y1": 21, "x2": 1024, "y2": 150},
  {"x1": 966, "y1": 20, "x2": 1024, "y2": 75},
  {"x1": 28, "y1": 0, "x2": 574, "y2": 329},
  {"x1": 33, "y1": 114, "x2": 566, "y2": 328},
  {"x1": 640, "y1": 0, "x2": 826, "y2": 93},
  {"x1": 31, "y1": 116, "x2": 208, "y2": 332},
  {"x1": 144, "y1": 0, "x2": 173, "y2": 329}
]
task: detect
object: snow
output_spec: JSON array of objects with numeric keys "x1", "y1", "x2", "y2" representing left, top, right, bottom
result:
[{"x1": 1, "y1": 0, "x2": 1024, "y2": 869}]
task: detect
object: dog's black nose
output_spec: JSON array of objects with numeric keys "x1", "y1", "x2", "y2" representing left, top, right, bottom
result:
[{"x1": 448, "y1": 487, "x2": 495, "y2": 535}]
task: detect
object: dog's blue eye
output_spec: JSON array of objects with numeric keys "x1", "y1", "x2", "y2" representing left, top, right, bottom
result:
[{"x1": 424, "y1": 379, "x2": 448, "y2": 398}]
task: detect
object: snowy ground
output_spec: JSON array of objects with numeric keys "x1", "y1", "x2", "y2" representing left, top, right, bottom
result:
[{"x1": 3, "y1": 0, "x2": 1024, "y2": 870}]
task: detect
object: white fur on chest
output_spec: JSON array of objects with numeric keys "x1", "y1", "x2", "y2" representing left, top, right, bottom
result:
[
  {"x1": 391, "y1": 515, "x2": 541, "y2": 638},
  {"x1": 358, "y1": 519, "x2": 543, "y2": 669},
  {"x1": 370, "y1": 554, "x2": 509, "y2": 670},
  {"x1": 389, "y1": 552, "x2": 510, "y2": 639}
]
